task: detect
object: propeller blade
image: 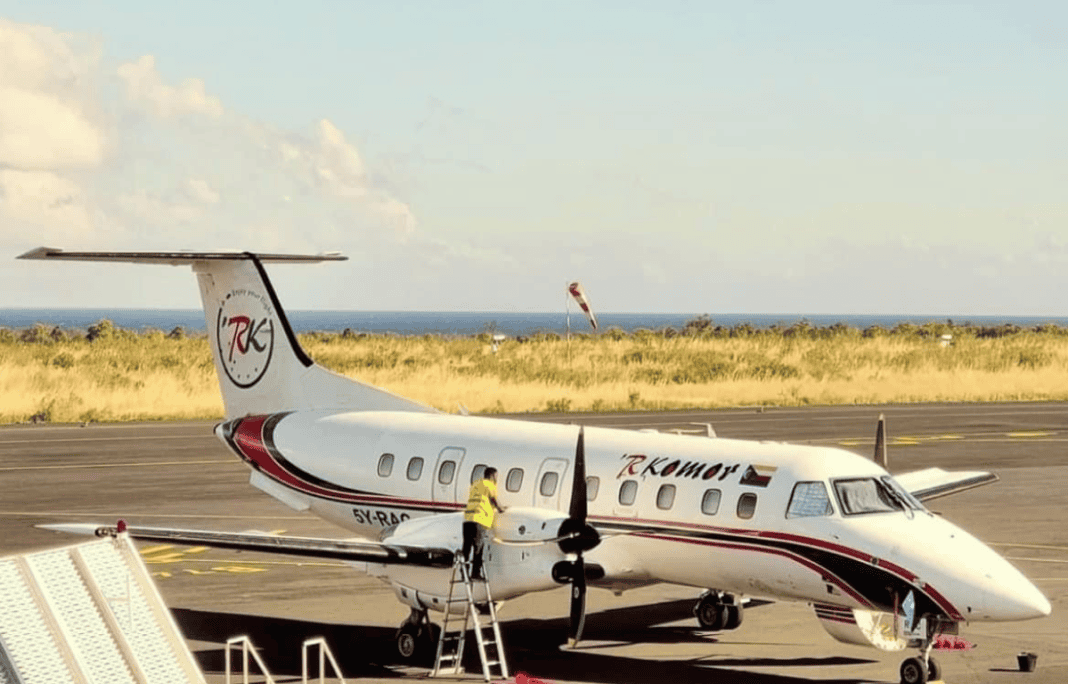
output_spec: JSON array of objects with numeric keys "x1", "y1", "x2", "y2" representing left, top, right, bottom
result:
[
  {"x1": 568, "y1": 555, "x2": 588, "y2": 647},
  {"x1": 558, "y1": 427, "x2": 600, "y2": 555},
  {"x1": 569, "y1": 427, "x2": 587, "y2": 522},
  {"x1": 874, "y1": 413, "x2": 888, "y2": 469}
]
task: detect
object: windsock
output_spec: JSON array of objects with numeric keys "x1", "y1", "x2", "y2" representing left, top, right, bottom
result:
[{"x1": 567, "y1": 281, "x2": 598, "y2": 330}]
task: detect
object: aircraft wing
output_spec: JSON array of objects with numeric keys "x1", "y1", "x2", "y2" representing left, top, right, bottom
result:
[
  {"x1": 37, "y1": 523, "x2": 454, "y2": 568},
  {"x1": 894, "y1": 467, "x2": 999, "y2": 502}
]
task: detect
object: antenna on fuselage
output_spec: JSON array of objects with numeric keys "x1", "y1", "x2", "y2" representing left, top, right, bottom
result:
[{"x1": 874, "y1": 413, "x2": 888, "y2": 470}]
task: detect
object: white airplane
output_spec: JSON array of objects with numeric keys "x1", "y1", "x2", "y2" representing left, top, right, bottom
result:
[{"x1": 22, "y1": 248, "x2": 1051, "y2": 684}]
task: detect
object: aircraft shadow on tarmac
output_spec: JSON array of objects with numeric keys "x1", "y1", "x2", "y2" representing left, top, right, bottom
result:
[{"x1": 174, "y1": 598, "x2": 878, "y2": 683}]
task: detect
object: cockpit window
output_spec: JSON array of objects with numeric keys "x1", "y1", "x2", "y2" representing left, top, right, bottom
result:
[
  {"x1": 786, "y1": 481, "x2": 834, "y2": 518},
  {"x1": 833, "y1": 478, "x2": 904, "y2": 515}
]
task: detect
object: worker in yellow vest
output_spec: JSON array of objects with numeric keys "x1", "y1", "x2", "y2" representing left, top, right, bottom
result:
[{"x1": 463, "y1": 467, "x2": 506, "y2": 579}]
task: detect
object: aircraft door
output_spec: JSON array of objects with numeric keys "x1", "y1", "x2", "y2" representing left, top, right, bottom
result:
[
  {"x1": 433, "y1": 447, "x2": 467, "y2": 504},
  {"x1": 534, "y1": 458, "x2": 569, "y2": 511}
]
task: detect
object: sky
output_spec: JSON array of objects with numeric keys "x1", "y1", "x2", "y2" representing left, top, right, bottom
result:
[{"x1": 0, "y1": 1, "x2": 1066, "y2": 315}]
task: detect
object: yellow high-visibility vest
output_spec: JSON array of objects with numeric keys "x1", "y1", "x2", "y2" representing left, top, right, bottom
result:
[{"x1": 464, "y1": 479, "x2": 498, "y2": 527}]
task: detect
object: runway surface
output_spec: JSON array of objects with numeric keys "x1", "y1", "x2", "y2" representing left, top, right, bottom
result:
[{"x1": 1, "y1": 402, "x2": 1065, "y2": 683}]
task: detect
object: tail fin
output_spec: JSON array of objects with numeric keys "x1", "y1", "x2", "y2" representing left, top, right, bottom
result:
[{"x1": 19, "y1": 248, "x2": 435, "y2": 418}]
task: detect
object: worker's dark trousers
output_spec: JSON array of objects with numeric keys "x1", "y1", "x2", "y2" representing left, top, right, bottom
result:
[{"x1": 462, "y1": 521, "x2": 488, "y2": 578}]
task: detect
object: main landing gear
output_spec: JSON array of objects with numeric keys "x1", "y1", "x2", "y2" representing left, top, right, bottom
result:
[
  {"x1": 395, "y1": 608, "x2": 440, "y2": 663},
  {"x1": 898, "y1": 620, "x2": 944, "y2": 684},
  {"x1": 693, "y1": 591, "x2": 743, "y2": 632}
]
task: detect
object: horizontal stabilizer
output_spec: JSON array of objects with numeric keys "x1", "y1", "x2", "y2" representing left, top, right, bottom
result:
[
  {"x1": 38, "y1": 523, "x2": 454, "y2": 568},
  {"x1": 895, "y1": 467, "x2": 999, "y2": 502},
  {"x1": 18, "y1": 247, "x2": 346, "y2": 265}
]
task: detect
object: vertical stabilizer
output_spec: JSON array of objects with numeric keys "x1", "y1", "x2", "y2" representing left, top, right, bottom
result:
[{"x1": 18, "y1": 248, "x2": 436, "y2": 418}]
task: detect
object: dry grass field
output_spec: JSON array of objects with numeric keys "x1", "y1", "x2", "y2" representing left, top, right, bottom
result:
[{"x1": 3, "y1": 319, "x2": 1068, "y2": 423}]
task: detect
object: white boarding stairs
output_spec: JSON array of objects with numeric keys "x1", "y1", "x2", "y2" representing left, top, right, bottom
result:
[
  {"x1": 431, "y1": 555, "x2": 509, "y2": 681},
  {"x1": 0, "y1": 533, "x2": 206, "y2": 684}
]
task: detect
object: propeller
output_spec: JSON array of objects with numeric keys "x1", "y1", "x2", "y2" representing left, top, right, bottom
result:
[{"x1": 556, "y1": 427, "x2": 601, "y2": 647}]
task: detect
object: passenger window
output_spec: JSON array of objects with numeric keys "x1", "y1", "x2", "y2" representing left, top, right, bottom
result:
[
  {"x1": 438, "y1": 460, "x2": 456, "y2": 485},
  {"x1": 586, "y1": 476, "x2": 600, "y2": 501},
  {"x1": 786, "y1": 481, "x2": 834, "y2": 518},
  {"x1": 737, "y1": 492, "x2": 758, "y2": 519},
  {"x1": 470, "y1": 464, "x2": 487, "y2": 484},
  {"x1": 377, "y1": 453, "x2": 394, "y2": 477},
  {"x1": 540, "y1": 472, "x2": 559, "y2": 497},
  {"x1": 506, "y1": 468, "x2": 524, "y2": 492},
  {"x1": 618, "y1": 480, "x2": 638, "y2": 506},
  {"x1": 701, "y1": 489, "x2": 721, "y2": 515},
  {"x1": 656, "y1": 484, "x2": 676, "y2": 510},
  {"x1": 407, "y1": 457, "x2": 424, "y2": 481}
]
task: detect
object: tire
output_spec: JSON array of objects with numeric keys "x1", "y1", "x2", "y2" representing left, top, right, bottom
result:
[
  {"x1": 396, "y1": 623, "x2": 419, "y2": 660},
  {"x1": 927, "y1": 656, "x2": 942, "y2": 681},
  {"x1": 900, "y1": 656, "x2": 928, "y2": 684},
  {"x1": 724, "y1": 604, "x2": 743, "y2": 631},
  {"x1": 695, "y1": 598, "x2": 727, "y2": 631}
]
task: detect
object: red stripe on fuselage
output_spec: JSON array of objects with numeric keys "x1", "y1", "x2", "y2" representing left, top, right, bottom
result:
[
  {"x1": 631, "y1": 531, "x2": 875, "y2": 609},
  {"x1": 231, "y1": 416, "x2": 465, "y2": 510}
]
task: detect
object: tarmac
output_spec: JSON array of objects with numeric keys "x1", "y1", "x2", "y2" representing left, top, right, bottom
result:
[{"x1": 1, "y1": 402, "x2": 1065, "y2": 683}]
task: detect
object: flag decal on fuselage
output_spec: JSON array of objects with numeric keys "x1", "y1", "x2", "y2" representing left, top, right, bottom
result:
[{"x1": 740, "y1": 464, "x2": 778, "y2": 487}]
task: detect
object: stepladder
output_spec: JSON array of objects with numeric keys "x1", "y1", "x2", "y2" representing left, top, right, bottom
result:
[{"x1": 431, "y1": 554, "x2": 509, "y2": 681}]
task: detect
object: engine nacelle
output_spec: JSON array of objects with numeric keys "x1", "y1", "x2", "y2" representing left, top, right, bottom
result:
[
  {"x1": 493, "y1": 506, "x2": 570, "y2": 544},
  {"x1": 378, "y1": 507, "x2": 577, "y2": 612},
  {"x1": 812, "y1": 603, "x2": 908, "y2": 652}
]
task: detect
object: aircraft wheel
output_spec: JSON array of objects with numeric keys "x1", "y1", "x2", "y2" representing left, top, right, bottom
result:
[
  {"x1": 695, "y1": 597, "x2": 728, "y2": 631},
  {"x1": 396, "y1": 623, "x2": 420, "y2": 660},
  {"x1": 927, "y1": 656, "x2": 942, "y2": 681},
  {"x1": 899, "y1": 656, "x2": 928, "y2": 684},
  {"x1": 724, "y1": 604, "x2": 743, "y2": 631}
]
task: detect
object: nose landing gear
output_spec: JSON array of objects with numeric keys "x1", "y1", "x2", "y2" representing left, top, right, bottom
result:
[{"x1": 899, "y1": 620, "x2": 945, "y2": 684}]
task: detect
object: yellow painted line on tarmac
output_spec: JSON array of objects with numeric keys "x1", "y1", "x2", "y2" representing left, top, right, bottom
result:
[
  {"x1": 143, "y1": 553, "x2": 187, "y2": 564},
  {"x1": 139, "y1": 545, "x2": 173, "y2": 555},
  {"x1": 213, "y1": 566, "x2": 268, "y2": 573},
  {"x1": 989, "y1": 542, "x2": 1068, "y2": 552},
  {"x1": 0, "y1": 459, "x2": 232, "y2": 471},
  {"x1": 1006, "y1": 431, "x2": 1054, "y2": 438}
]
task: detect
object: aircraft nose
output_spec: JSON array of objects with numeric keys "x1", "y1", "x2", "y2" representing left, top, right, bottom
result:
[
  {"x1": 982, "y1": 576, "x2": 1052, "y2": 621},
  {"x1": 965, "y1": 558, "x2": 1053, "y2": 622}
]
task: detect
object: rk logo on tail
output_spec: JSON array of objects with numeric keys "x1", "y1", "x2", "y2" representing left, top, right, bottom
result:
[{"x1": 216, "y1": 289, "x2": 275, "y2": 388}]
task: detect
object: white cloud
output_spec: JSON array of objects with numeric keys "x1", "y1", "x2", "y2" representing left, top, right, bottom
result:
[
  {"x1": 0, "y1": 169, "x2": 93, "y2": 235},
  {"x1": 116, "y1": 54, "x2": 224, "y2": 119},
  {"x1": 116, "y1": 189, "x2": 203, "y2": 225},
  {"x1": 183, "y1": 177, "x2": 219, "y2": 205},
  {"x1": 0, "y1": 86, "x2": 105, "y2": 170},
  {"x1": 0, "y1": 17, "x2": 433, "y2": 278}
]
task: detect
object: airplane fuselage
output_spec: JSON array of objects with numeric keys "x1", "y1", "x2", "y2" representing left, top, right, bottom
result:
[{"x1": 218, "y1": 409, "x2": 1050, "y2": 625}]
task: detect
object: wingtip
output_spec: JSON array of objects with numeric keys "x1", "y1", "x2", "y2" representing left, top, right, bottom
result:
[{"x1": 16, "y1": 247, "x2": 62, "y2": 260}]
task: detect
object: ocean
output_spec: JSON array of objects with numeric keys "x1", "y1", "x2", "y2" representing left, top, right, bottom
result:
[{"x1": 3, "y1": 309, "x2": 1068, "y2": 337}]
